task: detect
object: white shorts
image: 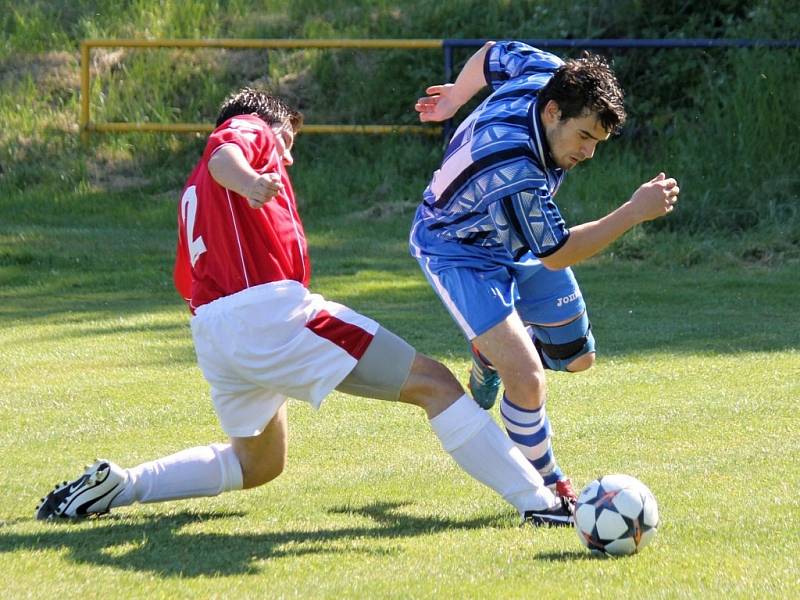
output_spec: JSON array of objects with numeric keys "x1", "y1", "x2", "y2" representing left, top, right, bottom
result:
[{"x1": 190, "y1": 280, "x2": 378, "y2": 437}]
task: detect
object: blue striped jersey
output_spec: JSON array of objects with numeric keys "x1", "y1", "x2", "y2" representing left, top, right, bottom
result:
[{"x1": 411, "y1": 41, "x2": 570, "y2": 263}]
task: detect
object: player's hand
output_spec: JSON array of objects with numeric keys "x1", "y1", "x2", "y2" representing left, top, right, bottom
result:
[
  {"x1": 628, "y1": 172, "x2": 680, "y2": 222},
  {"x1": 244, "y1": 173, "x2": 283, "y2": 209},
  {"x1": 415, "y1": 84, "x2": 462, "y2": 122}
]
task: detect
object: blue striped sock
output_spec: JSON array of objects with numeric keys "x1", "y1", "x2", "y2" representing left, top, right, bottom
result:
[{"x1": 499, "y1": 395, "x2": 563, "y2": 488}]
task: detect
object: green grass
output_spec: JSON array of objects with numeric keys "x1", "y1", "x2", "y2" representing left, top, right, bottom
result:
[{"x1": 1, "y1": 199, "x2": 799, "y2": 598}]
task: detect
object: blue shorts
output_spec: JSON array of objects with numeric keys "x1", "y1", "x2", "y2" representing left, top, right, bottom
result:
[{"x1": 415, "y1": 251, "x2": 586, "y2": 340}]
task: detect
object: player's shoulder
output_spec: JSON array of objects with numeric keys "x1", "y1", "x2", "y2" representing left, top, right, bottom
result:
[
  {"x1": 486, "y1": 68, "x2": 555, "y2": 104},
  {"x1": 492, "y1": 41, "x2": 565, "y2": 67},
  {"x1": 470, "y1": 122, "x2": 543, "y2": 171},
  {"x1": 207, "y1": 114, "x2": 274, "y2": 160}
]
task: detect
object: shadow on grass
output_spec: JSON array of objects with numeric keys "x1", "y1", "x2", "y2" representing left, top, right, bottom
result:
[
  {"x1": 0, "y1": 503, "x2": 519, "y2": 577},
  {"x1": 534, "y1": 549, "x2": 599, "y2": 562}
]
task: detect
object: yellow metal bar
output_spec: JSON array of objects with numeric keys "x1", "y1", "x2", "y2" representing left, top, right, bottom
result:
[
  {"x1": 80, "y1": 41, "x2": 90, "y2": 141},
  {"x1": 81, "y1": 39, "x2": 444, "y2": 141},
  {"x1": 91, "y1": 122, "x2": 441, "y2": 135},
  {"x1": 91, "y1": 123, "x2": 213, "y2": 133},
  {"x1": 83, "y1": 38, "x2": 443, "y2": 50}
]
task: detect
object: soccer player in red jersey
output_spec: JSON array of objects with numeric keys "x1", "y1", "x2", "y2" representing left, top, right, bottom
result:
[{"x1": 36, "y1": 89, "x2": 572, "y2": 527}]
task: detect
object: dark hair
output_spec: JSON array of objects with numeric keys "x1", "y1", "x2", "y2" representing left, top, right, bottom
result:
[
  {"x1": 215, "y1": 87, "x2": 304, "y2": 131},
  {"x1": 538, "y1": 52, "x2": 626, "y2": 134}
]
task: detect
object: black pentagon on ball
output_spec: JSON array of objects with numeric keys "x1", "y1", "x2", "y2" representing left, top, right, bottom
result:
[
  {"x1": 601, "y1": 509, "x2": 646, "y2": 543},
  {"x1": 581, "y1": 526, "x2": 607, "y2": 552},
  {"x1": 580, "y1": 480, "x2": 624, "y2": 513}
]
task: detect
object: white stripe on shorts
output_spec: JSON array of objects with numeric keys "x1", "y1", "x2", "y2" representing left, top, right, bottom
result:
[{"x1": 422, "y1": 256, "x2": 476, "y2": 339}]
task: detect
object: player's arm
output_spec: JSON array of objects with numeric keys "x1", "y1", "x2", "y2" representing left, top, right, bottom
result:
[
  {"x1": 207, "y1": 144, "x2": 283, "y2": 209},
  {"x1": 415, "y1": 41, "x2": 495, "y2": 123},
  {"x1": 540, "y1": 173, "x2": 680, "y2": 270}
]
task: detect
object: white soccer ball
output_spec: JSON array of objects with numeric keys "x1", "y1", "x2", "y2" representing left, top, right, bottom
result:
[{"x1": 575, "y1": 474, "x2": 659, "y2": 557}]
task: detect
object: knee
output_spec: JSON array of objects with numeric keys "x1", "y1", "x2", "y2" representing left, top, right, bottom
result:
[
  {"x1": 498, "y1": 363, "x2": 547, "y2": 410},
  {"x1": 240, "y1": 453, "x2": 286, "y2": 489},
  {"x1": 399, "y1": 354, "x2": 463, "y2": 415},
  {"x1": 515, "y1": 369, "x2": 547, "y2": 409},
  {"x1": 567, "y1": 351, "x2": 596, "y2": 372},
  {"x1": 531, "y1": 313, "x2": 595, "y2": 372},
  {"x1": 231, "y1": 405, "x2": 289, "y2": 490}
]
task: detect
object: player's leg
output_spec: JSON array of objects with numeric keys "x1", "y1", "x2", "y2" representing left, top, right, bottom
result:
[
  {"x1": 471, "y1": 308, "x2": 580, "y2": 501},
  {"x1": 414, "y1": 257, "x2": 517, "y2": 410},
  {"x1": 229, "y1": 402, "x2": 288, "y2": 488},
  {"x1": 516, "y1": 265, "x2": 596, "y2": 373},
  {"x1": 504, "y1": 265, "x2": 595, "y2": 500},
  {"x1": 335, "y1": 324, "x2": 563, "y2": 521},
  {"x1": 472, "y1": 310, "x2": 547, "y2": 413},
  {"x1": 110, "y1": 380, "x2": 292, "y2": 507},
  {"x1": 35, "y1": 283, "x2": 304, "y2": 520},
  {"x1": 457, "y1": 312, "x2": 576, "y2": 520},
  {"x1": 112, "y1": 396, "x2": 289, "y2": 505},
  {"x1": 410, "y1": 254, "x2": 574, "y2": 518},
  {"x1": 34, "y1": 389, "x2": 289, "y2": 520},
  {"x1": 35, "y1": 441, "x2": 247, "y2": 520}
]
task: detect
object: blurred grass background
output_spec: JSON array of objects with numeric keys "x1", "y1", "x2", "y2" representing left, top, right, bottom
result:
[{"x1": 1, "y1": 0, "x2": 799, "y2": 261}]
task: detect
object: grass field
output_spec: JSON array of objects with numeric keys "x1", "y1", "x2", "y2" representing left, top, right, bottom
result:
[{"x1": 1, "y1": 197, "x2": 798, "y2": 598}]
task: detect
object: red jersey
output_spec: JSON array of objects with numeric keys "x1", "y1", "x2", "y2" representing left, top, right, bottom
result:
[{"x1": 174, "y1": 115, "x2": 310, "y2": 313}]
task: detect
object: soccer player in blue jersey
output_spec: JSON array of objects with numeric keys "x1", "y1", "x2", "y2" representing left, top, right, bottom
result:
[{"x1": 411, "y1": 41, "x2": 680, "y2": 502}]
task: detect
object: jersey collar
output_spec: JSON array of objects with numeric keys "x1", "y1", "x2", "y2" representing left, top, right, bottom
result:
[{"x1": 528, "y1": 98, "x2": 563, "y2": 175}]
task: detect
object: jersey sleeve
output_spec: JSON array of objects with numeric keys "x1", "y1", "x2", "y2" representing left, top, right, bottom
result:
[
  {"x1": 206, "y1": 116, "x2": 278, "y2": 172},
  {"x1": 500, "y1": 186, "x2": 570, "y2": 257},
  {"x1": 484, "y1": 41, "x2": 565, "y2": 92}
]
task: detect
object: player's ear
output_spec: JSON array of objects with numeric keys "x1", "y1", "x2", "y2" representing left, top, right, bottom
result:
[{"x1": 542, "y1": 100, "x2": 561, "y2": 125}]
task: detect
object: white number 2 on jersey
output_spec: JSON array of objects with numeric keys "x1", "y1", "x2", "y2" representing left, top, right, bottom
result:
[{"x1": 181, "y1": 185, "x2": 207, "y2": 266}]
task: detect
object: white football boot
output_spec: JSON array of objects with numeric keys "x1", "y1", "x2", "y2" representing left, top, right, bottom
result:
[{"x1": 36, "y1": 460, "x2": 126, "y2": 520}]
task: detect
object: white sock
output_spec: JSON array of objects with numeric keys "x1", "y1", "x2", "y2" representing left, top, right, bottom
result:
[
  {"x1": 429, "y1": 394, "x2": 556, "y2": 514},
  {"x1": 110, "y1": 443, "x2": 243, "y2": 508}
]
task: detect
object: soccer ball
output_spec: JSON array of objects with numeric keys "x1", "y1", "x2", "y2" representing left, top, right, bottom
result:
[{"x1": 574, "y1": 474, "x2": 659, "y2": 557}]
